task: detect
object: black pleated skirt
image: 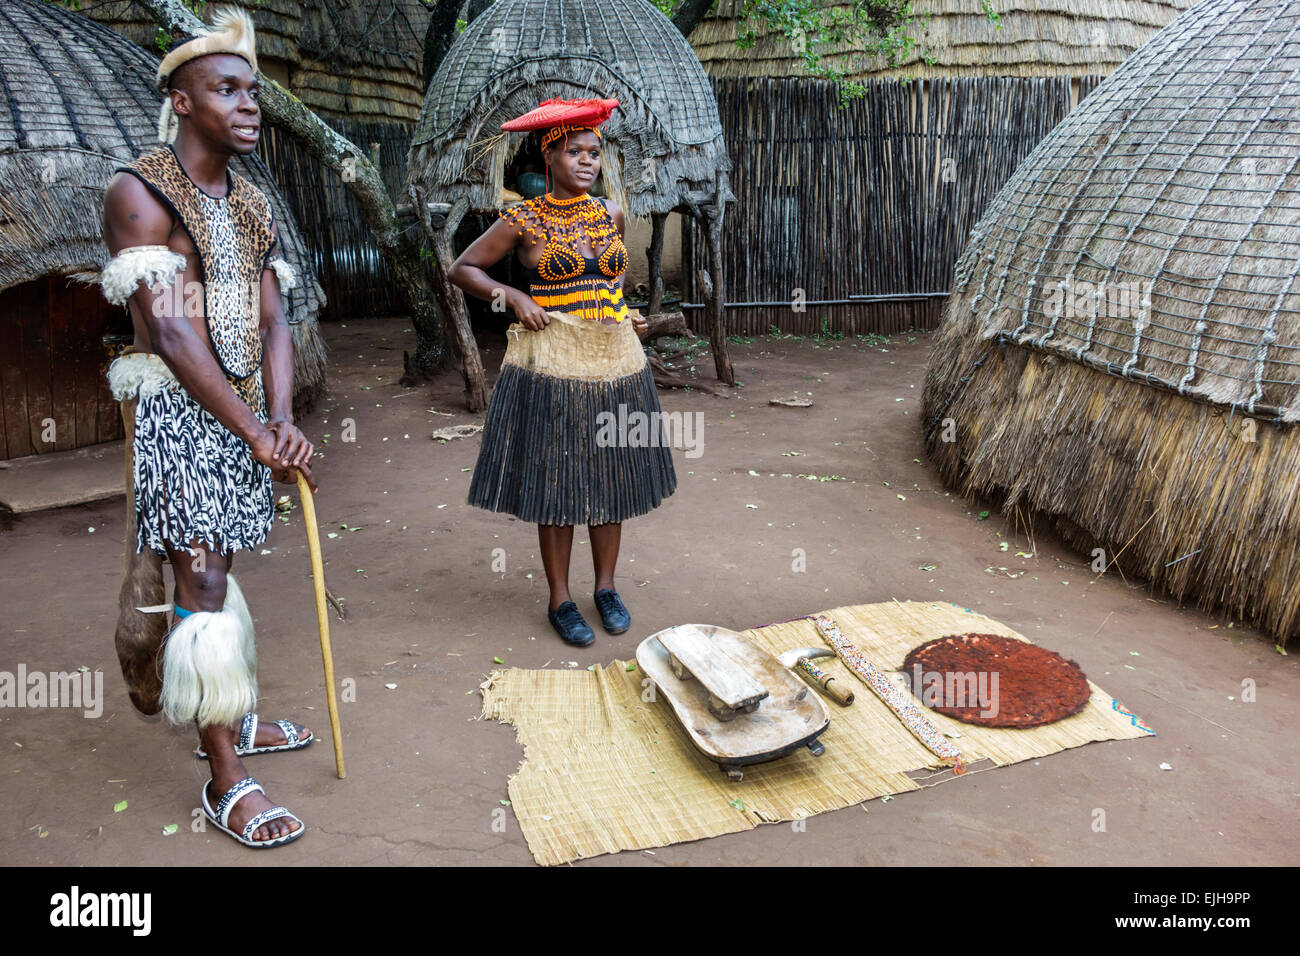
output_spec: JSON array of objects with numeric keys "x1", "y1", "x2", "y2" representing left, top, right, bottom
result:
[{"x1": 468, "y1": 313, "x2": 677, "y2": 526}]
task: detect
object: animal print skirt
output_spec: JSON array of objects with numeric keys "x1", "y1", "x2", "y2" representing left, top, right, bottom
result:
[{"x1": 108, "y1": 353, "x2": 274, "y2": 556}]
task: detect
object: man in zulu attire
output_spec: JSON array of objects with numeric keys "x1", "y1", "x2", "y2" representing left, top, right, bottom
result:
[
  {"x1": 451, "y1": 98, "x2": 677, "y2": 647},
  {"x1": 100, "y1": 7, "x2": 316, "y2": 848}
]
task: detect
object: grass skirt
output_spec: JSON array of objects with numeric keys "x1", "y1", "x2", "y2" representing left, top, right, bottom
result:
[{"x1": 469, "y1": 312, "x2": 677, "y2": 526}]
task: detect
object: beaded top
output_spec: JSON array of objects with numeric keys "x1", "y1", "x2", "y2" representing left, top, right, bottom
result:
[{"x1": 502, "y1": 193, "x2": 630, "y2": 323}]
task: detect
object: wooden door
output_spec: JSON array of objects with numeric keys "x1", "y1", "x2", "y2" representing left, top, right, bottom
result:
[{"x1": 0, "y1": 276, "x2": 130, "y2": 460}]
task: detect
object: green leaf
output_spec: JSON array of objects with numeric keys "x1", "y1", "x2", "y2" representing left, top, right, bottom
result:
[
  {"x1": 493, "y1": 657, "x2": 504, "y2": 664},
  {"x1": 728, "y1": 798, "x2": 746, "y2": 811},
  {"x1": 113, "y1": 800, "x2": 128, "y2": 813},
  {"x1": 162, "y1": 824, "x2": 179, "y2": 836}
]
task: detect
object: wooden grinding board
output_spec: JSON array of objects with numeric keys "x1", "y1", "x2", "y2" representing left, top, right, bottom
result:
[
  {"x1": 656, "y1": 625, "x2": 769, "y2": 719},
  {"x1": 637, "y1": 624, "x2": 830, "y2": 772}
]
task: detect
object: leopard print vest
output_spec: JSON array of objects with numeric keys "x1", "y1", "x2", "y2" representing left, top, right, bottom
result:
[{"x1": 117, "y1": 146, "x2": 274, "y2": 388}]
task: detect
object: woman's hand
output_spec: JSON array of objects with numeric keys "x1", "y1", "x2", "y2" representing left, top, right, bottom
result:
[
  {"x1": 631, "y1": 310, "x2": 648, "y2": 338},
  {"x1": 510, "y1": 290, "x2": 550, "y2": 331}
]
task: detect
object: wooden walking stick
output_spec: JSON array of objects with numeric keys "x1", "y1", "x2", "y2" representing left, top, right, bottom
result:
[{"x1": 296, "y1": 471, "x2": 346, "y2": 779}]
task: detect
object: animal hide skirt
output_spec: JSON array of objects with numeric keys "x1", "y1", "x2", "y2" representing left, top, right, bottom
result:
[{"x1": 108, "y1": 352, "x2": 274, "y2": 556}]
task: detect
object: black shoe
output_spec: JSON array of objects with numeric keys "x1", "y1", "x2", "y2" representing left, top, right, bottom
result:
[
  {"x1": 548, "y1": 601, "x2": 595, "y2": 647},
  {"x1": 593, "y1": 589, "x2": 631, "y2": 635}
]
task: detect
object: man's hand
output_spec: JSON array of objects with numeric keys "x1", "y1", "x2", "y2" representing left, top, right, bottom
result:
[
  {"x1": 251, "y1": 425, "x2": 317, "y2": 492},
  {"x1": 268, "y1": 419, "x2": 314, "y2": 469}
]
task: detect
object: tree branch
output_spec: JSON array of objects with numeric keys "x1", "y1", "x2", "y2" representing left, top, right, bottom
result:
[{"x1": 671, "y1": 0, "x2": 713, "y2": 38}]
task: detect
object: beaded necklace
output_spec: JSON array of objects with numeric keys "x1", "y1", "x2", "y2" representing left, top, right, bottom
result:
[{"x1": 502, "y1": 192, "x2": 628, "y2": 281}]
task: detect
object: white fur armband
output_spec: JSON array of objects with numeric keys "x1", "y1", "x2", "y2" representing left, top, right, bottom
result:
[
  {"x1": 266, "y1": 256, "x2": 298, "y2": 292},
  {"x1": 107, "y1": 352, "x2": 179, "y2": 401},
  {"x1": 100, "y1": 245, "x2": 187, "y2": 306}
]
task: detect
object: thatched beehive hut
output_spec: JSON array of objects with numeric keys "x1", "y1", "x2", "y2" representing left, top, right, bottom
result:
[
  {"x1": 682, "y1": 0, "x2": 1195, "y2": 336},
  {"x1": 295, "y1": 0, "x2": 430, "y2": 125},
  {"x1": 691, "y1": 0, "x2": 1195, "y2": 80},
  {"x1": 922, "y1": 0, "x2": 1300, "y2": 645},
  {"x1": 0, "y1": 0, "x2": 325, "y2": 462},
  {"x1": 405, "y1": 0, "x2": 738, "y2": 400},
  {"x1": 79, "y1": 0, "x2": 429, "y2": 121}
]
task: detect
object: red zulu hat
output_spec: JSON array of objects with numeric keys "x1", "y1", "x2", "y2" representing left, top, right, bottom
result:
[{"x1": 501, "y1": 97, "x2": 619, "y2": 133}]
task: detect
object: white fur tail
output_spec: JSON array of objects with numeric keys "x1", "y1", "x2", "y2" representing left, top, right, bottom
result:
[{"x1": 160, "y1": 575, "x2": 258, "y2": 728}]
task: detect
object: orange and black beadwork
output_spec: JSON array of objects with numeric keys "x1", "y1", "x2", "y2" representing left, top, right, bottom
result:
[
  {"x1": 540, "y1": 123, "x2": 601, "y2": 152},
  {"x1": 502, "y1": 193, "x2": 630, "y2": 323}
]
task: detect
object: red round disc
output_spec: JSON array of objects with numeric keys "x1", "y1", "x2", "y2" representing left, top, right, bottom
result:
[{"x1": 902, "y1": 633, "x2": 1091, "y2": 728}]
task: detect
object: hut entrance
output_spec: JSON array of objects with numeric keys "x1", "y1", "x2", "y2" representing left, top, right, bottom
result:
[{"x1": 0, "y1": 276, "x2": 129, "y2": 461}]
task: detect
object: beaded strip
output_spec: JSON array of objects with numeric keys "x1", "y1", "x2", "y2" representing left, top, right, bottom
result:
[
  {"x1": 541, "y1": 124, "x2": 600, "y2": 152},
  {"x1": 1111, "y1": 698, "x2": 1156, "y2": 735},
  {"x1": 812, "y1": 614, "x2": 967, "y2": 774},
  {"x1": 795, "y1": 657, "x2": 833, "y2": 685}
]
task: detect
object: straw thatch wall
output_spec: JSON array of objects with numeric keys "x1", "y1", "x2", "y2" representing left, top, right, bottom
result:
[
  {"x1": 407, "y1": 0, "x2": 732, "y2": 218},
  {"x1": 80, "y1": 0, "x2": 430, "y2": 123},
  {"x1": 256, "y1": 118, "x2": 412, "y2": 320},
  {"x1": 922, "y1": 0, "x2": 1300, "y2": 645},
  {"x1": 296, "y1": 0, "x2": 430, "y2": 124},
  {"x1": 1, "y1": 0, "x2": 327, "y2": 406},
  {"x1": 689, "y1": 0, "x2": 1197, "y2": 80}
]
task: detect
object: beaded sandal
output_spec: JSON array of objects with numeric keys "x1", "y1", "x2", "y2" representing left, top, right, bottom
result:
[
  {"x1": 202, "y1": 776, "x2": 305, "y2": 849},
  {"x1": 195, "y1": 711, "x2": 313, "y2": 759}
]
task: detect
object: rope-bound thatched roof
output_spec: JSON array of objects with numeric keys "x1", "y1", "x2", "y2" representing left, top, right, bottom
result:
[
  {"x1": 295, "y1": 0, "x2": 430, "y2": 123},
  {"x1": 929, "y1": 0, "x2": 1300, "y2": 421},
  {"x1": 406, "y1": 0, "x2": 732, "y2": 217},
  {"x1": 922, "y1": 0, "x2": 1300, "y2": 646},
  {"x1": 0, "y1": 0, "x2": 326, "y2": 401},
  {"x1": 690, "y1": 0, "x2": 1196, "y2": 80}
]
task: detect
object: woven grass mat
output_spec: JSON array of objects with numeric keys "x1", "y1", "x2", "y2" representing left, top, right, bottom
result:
[{"x1": 480, "y1": 600, "x2": 1155, "y2": 866}]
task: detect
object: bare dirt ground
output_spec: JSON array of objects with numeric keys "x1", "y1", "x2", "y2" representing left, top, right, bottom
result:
[{"x1": 2, "y1": 315, "x2": 1296, "y2": 866}]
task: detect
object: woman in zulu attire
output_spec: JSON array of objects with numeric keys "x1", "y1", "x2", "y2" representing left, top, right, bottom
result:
[{"x1": 451, "y1": 98, "x2": 677, "y2": 646}]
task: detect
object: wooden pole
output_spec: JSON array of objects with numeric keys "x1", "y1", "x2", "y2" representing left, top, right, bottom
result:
[
  {"x1": 702, "y1": 196, "x2": 735, "y2": 385},
  {"x1": 647, "y1": 211, "x2": 666, "y2": 317},
  {"x1": 415, "y1": 189, "x2": 489, "y2": 411},
  {"x1": 296, "y1": 472, "x2": 345, "y2": 779}
]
